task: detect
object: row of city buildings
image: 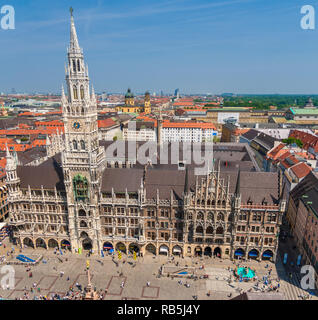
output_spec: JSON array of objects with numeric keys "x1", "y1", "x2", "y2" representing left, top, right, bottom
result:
[{"x1": 1, "y1": 13, "x2": 318, "y2": 289}]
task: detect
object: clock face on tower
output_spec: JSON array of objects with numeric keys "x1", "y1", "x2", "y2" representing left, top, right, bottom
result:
[{"x1": 73, "y1": 121, "x2": 81, "y2": 129}]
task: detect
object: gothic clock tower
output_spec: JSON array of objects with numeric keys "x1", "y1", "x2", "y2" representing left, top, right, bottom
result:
[{"x1": 61, "y1": 8, "x2": 105, "y2": 253}]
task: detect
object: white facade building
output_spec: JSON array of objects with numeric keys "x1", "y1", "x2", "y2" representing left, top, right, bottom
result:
[
  {"x1": 123, "y1": 128, "x2": 156, "y2": 141},
  {"x1": 161, "y1": 123, "x2": 217, "y2": 143}
]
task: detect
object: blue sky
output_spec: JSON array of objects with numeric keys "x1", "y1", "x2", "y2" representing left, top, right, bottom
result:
[{"x1": 1, "y1": 0, "x2": 318, "y2": 94}]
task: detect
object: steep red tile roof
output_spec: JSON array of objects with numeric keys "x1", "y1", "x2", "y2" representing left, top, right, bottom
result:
[
  {"x1": 289, "y1": 130, "x2": 318, "y2": 153},
  {"x1": 97, "y1": 118, "x2": 117, "y2": 128},
  {"x1": 162, "y1": 121, "x2": 216, "y2": 130},
  {"x1": 0, "y1": 158, "x2": 6, "y2": 169},
  {"x1": 31, "y1": 139, "x2": 47, "y2": 147},
  {"x1": 0, "y1": 128, "x2": 62, "y2": 136},
  {"x1": 290, "y1": 162, "x2": 312, "y2": 179},
  {"x1": 267, "y1": 143, "x2": 286, "y2": 160},
  {"x1": 0, "y1": 143, "x2": 31, "y2": 152},
  {"x1": 18, "y1": 123, "x2": 32, "y2": 129},
  {"x1": 35, "y1": 120, "x2": 64, "y2": 127},
  {"x1": 280, "y1": 154, "x2": 300, "y2": 169},
  {"x1": 173, "y1": 101, "x2": 194, "y2": 107},
  {"x1": 233, "y1": 128, "x2": 250, "y2": 136},
  {"x1": 294, "y1": 151, "x2": 315, "y2": 160},
  {"x1": 18, "y1": 112, "x2": 43, "y2": 117}
]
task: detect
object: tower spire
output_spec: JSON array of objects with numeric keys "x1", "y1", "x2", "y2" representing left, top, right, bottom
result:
[{"x1": 69, "y1": 7, "x2": 80, "y2": 52}]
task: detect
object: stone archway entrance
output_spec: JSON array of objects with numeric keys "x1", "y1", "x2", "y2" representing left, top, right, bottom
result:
[
  {"x1": 262, "y1": 250, "x2": 273, "y2": 261},
  {"x1": 82, "y1": 238, "x2": 92, "y2": 251},
  {"x1": 248, "y1": 249, "x2": 259, "y2": 260},
  {"x1": 159, "y1": 245, "x2": 169, "y2": 256},
  {"x1": 80, "y1": 232, "x2": 92, "y2": 251},
  {"x1": 48, "y1": 239, "x2": 59, "y2": 249},
  {"x1": 234, "y1": 248, "x2": 245, "y2": 259},
  {"x1": 116, "y1": 242, "x2": 126, "y2": 253},
  {"x1": 61, "y1": 240, "x2": 71, "y2": 250},
  {"x1": 214, "y1": 247, "x2": 221, "y2": 258},
  {"x1": 195, "y1": 246, "x2": 202, "y2": 257},
  {"x1": 145, "y1": 243, "x2": 156, "y2": 255},
  {"x1": 128, "y1": 243, "x2": 139, "y2": 254},
  {"x1": 172, "y1": 245, "x2": 182, "y2": 256},
  {"x1": 103, "y1": 242, "x2": 113, "y2": 251},
  {"x1": 204, "y1": 247, "x2": 212, "y2": 257},
  {"x1": 23, "y1": 237, "x2": 34, "y2": 248},
  {"x1": 36, "y1": 238, "x2": 46, "y2": 249}
]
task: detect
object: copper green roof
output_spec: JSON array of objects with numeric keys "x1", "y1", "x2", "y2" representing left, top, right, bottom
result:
[
  {"x1": 125, "y1": 88, "x2": 134, "y2": 98},
  {"x1": 290, "y1": 107, "x2": 318, "y2": 115}
]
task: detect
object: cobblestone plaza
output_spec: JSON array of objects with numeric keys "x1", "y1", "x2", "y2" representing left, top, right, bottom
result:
[{"x1": 0, "y1": 238, "x2": 316, "y2": 300}]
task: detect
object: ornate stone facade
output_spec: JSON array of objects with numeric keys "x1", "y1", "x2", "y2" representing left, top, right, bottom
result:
[{"x1": 5, "y1": 12, "x2": 285, "y2": 262}]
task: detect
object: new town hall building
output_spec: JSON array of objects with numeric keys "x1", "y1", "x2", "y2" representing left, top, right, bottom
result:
[{"x1": 5, "y1": 12, "x2": 286, "y2": 262}]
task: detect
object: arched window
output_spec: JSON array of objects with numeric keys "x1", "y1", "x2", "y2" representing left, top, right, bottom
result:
[
  {"x1": 197, "y1": 212, "x2": 204, "y2": 220},
  {"x1": 80, "y1": 220, "x2": 87, "y2": 228},
  {"x1": 80, "y1": 85, "x2": 84, "y2": 100},
  {"x1": 78, "y1": 209, "x2": 86, "y2": 217},
  {"x1": 216, "y1": 226, "x2": 223, "y2": 235},
  {"x1": 206, "y1": 226, "x2": 213, "y2": 234},
  {"x1": 77, "y1": 59, "x2": 81, "y2": 72},
  {"x1": 217, "y1": 213, "x2": 224, "y2": 221},
  {"x1": 73, "y1": 140, "x2": 78, "y2": 150},
  {"x1": 208, "y1": 212, "x2": 214, "y2": 221},
  {"x1": 196, "y1": 226, "x2": 203, "y2": 234},
  {"x1": 80, "y1": 140, "x2": 85, "y2": 150},
  {"x1": 72, "y1": 60, "x2": 76, "y2": 72},
  {"x1": 73, "y1": 85, "x2": 78, "y2": 100}
]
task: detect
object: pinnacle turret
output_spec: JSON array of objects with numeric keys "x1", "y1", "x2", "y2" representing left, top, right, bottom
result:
[
  {"x1": 61, "y1": 85, "x2": 67, "y2": 102},
  {"x1": 91, "y1": 85, "x2": 96, "y2": 102}
]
